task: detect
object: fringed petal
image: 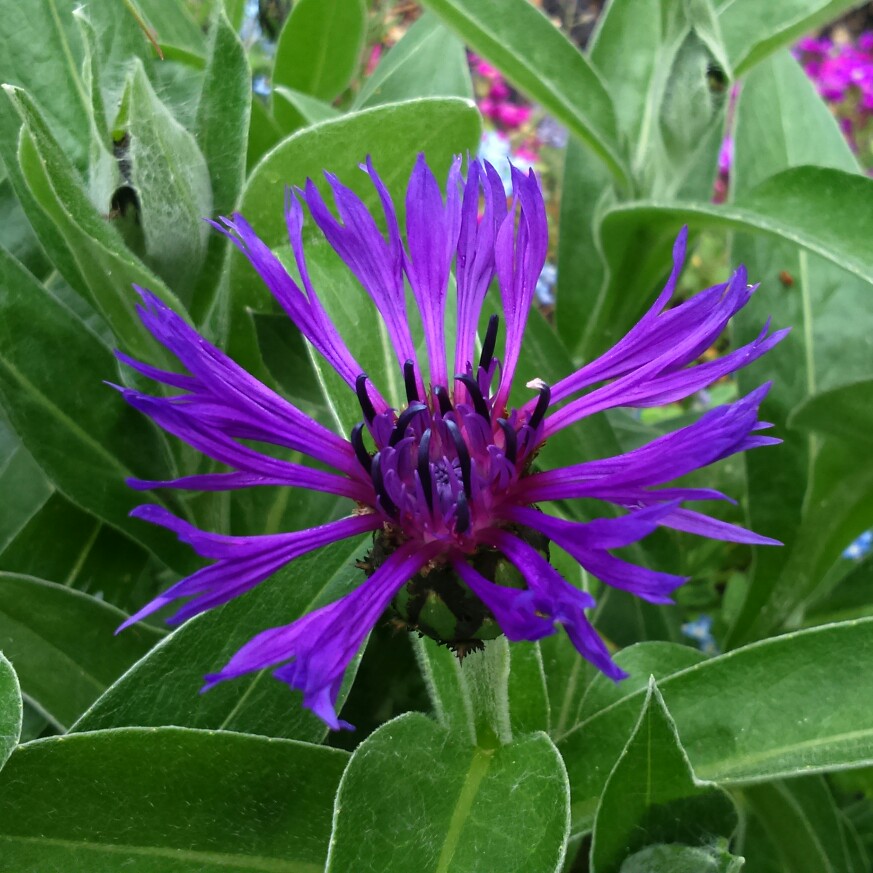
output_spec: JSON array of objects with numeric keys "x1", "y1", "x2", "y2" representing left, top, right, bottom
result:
[
  {"x1": 520, "y1": 386, "x2": 772, "y2": 501},
  {"x1": 203, "y1": 540, "x2": 440, "y2": 729},
  {"x1": 211, "y1": 214, "x2": 374, "y2": 401},
  {"x1": 300, "y1": 170, "x2": 420, "y2": 393},
  {"x1": 404, "y1": 154, "x2": 462, "y2": 390},
  {"x1": 504, "y1": 508, "x2": 687, "y2": 605},
  {"x1": 493, "y1": 167, "x2": 548, "y2": 412},
  {"x1": 118, "y1": 389, "x2": 372, "y2": 501},
  {"x1": 484, "y1": 530, "x2": 625, "y2": 680},
  {"x1": 118, "y1": 508, "x2": 381, "y2": 630},
  {"x1": 127, "y1": 289, "x2": 362, "y2": 476}
]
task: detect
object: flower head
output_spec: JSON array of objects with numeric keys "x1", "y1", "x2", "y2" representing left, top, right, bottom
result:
[{"x1": 117, "y1": 155, "x2": 785, "y2": 729}]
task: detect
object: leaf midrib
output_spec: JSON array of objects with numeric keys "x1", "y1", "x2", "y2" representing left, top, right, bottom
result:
[{"x1": 0, "y1": 834, "x2": 322, "y2": 873}]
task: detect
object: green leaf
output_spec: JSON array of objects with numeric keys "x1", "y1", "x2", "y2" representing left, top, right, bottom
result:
[
  {"x1": 587, "y1": 164, "x2": 873, "y2": 356},
  {"x1": 0, "y1": 177, "x2": 50, "y2": 279},
  {"x1": 591, "y1": 681, "x2": 737, "y2": 873},
  {"x1": 421, "y1": 0, "x2": 628, "y2": 186},
  {"x1": 541, "y1": 631, "x2": 599, "y2": 744},
  {"x1": 73, "y1": 533, "x2": 370, "y2": 743},
  {"x1": 730, "y1": 51, "x2": 855, "y2": 193},
  {"x1": 559, "y1": 617, "x2": 873, "y2": 835},
  {"x1": 0, "y1": 97, "x2": 90, "y2": 301},
  {"x1": 135, "y1": 0, "x2": 206, "y2": 55},
  {"x1": 0, "y1": 0, "x2": 90, "y2": 168},
  {"x1": 508, "y1": 642, "x2": 550, "y2": 736},
  {"x1": 195, "y1": 3, "x2": 250, "y2": 220},
  {"x1": 619, "y1": 843, "x2": 745, "y2": 873},
  {"x1": 225, "y1": 0, "x2": 246, "y2": 31},
  {"x1": 0, "y1": 491, "x2": 153, "y2": 614},
  {"x1": 0, "y1": 727, "x2": 348, "y2": 871},
  {"x1": 573, "y1": 641, "x2": 707, "y2": 731},
  {"x1": 123, "y1": 60, "x2": 212, "y2": 296},
  {"x1": 789, "y1": 380, "x2": 873, "y2": 445},
  {"x1": 273, "y1": 0, "x2": 366, "y2": 102},
  {"x1": 190, "y1": 1, "x2": 251, "y2": 323},
  {"x1": 0, "y1": 573, "x2": 162, "y2": 730},
  {"x1": 250, "y1": 311, "x2": 328, "y2": 413},
  {"x1": 741, "y1": 776, "x2": 860, "y2": 873},
  {"x1": 224, "y1": 98, "x2": 481, "y2": 383},
  {"x1": 0, "y1": 415, "x2": 51, "y2": 554},
  {"x1": 18, "y1": 700, "x2": 49, "y2": 744},
  {"x1": 581, "y1": 41, "x2": 860, "y2": 359},
  {"x1": 591, "y1": 0, "x2": 729, "y2": 198},
  {"x1": 717, "y1": 0, "x2": 862, "y2": 75},
  {"x1": 554, "y1": 137, "x2": 613, "y2": 352},
  {"x1": 724, "y1": 50, "x2": 873, "y2": 645},
  {"x1": 0, "y1": 245, "x2": 189, "y2": 570},
  {"x1": 75, "y1": 10, "x2": 125, "y2": 221},
  {"x1": 354, "y1": 12, "x2": 473, "y2": 108},
  {"x1": 413, "y1": 636, "x2": 512, "y2": 749},
  {"x1": 326, "y1": 712, "x2": 570, "y2": 872},
  {"x1": 246, "y1": 98, "x2": 283, "y2": 171},
  {"x1": 587, "y1": 0, "x2": 660, "y2": 150},
  {"x1": 0, "y1": 654, "x2": 21, "y2": 772},
  {"x1": 272, "y1": 86, "x2": 341, "y2": 135},
  {"x1": 3, "y1": 85, "x2": 189, "y2": 364},
  {"x1": 805, "y1": 551, "x2": 873, "y2": 624}
]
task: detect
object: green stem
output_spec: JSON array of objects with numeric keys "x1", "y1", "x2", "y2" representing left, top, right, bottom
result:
[{"x1": 462, "y1": 637, "x2": 512, "y2": 749}]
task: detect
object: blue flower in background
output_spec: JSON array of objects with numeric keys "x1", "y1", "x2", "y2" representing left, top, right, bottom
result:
[
  {"x1": 535, "y1": 262, "x2": 557, "y2": 307},
  {"x1": 843, "y1": 530, "x2": 873, "y2": 560},
  {"x1": 681, "y1": 614, "x2": 719, "y2": 655},
  {"x1": 477, "y1": 130, "x2": 534, "y2": 194}
]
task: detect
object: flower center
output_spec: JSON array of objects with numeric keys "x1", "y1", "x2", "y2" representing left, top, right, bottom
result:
[
  {"x1": 359, "y1": 523, "x2": 550, "y2": 657},
  {"x1": 348, "y1": 316, "x2": 550, "y2": 548}
]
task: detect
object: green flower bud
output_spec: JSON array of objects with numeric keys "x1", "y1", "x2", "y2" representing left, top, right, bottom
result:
[{"x1": 361, "y1": 525, "x2": 549, "y2": 659}]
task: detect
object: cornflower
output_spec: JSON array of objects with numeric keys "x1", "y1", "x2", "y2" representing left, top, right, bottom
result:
[{"x1": 116, "y1": 155, "x2": 784, "y2": 729}]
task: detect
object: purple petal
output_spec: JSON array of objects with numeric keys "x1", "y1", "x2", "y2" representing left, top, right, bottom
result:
[
  {"x1": 522, "y1": 386, "x2": 772, "y2": 501},
  {"x1": 202, "y1": 540, "x2": 440, "y2": 730},
  {"x1": 657, "y1": 508, "x2": 782, "y2": 546},
  {"x1": 503, "y1": 510, "x2": 687, "y2": 605},
  {"x1": 493, "y1": 168, "x2": 548, "y2": 411},
  {"x1": 128, "y1": 289, "x2": 363, "y2": 476},
  {"x1": 484, "y1": 529, "x2": 625, "y2": 679},
  {"x1": 453, "y1": 160, "x2": 507, "y2": 376},
  {"x1": 548, "y1": 228, "x2": 762, "y2": 403},
  {"x1": 212, "y1": 214, "x2": 375, "y2": 403},
  {"x1": 505, "y1": 503, "x2": 678, "y2": 550},
  {"x1": 404, "y1": 154, "x2": 461, "y2": 389},
  {"x1": 301, "y1": 171, "x2": 420, "y2": 392},
  {"x1": 117, "y1": 508, "x2": 382, "y2": 631},
  {"x1": 451, "y1": 557, "x2": 554, "y2": 641},
  {"x1": 543, "y1": 319, "x2": 787, "y2": 436},
  {"x1": 119, "y1": 389, "x2": 371, "y2": 501}
]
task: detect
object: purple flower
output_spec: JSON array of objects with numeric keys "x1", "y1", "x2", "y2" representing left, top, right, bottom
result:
[{"x1": 116, "y1": 156, "x2": 785, "y2": 729}]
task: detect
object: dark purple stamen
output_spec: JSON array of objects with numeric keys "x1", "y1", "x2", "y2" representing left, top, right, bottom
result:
[
  {"x1": 355, "y1": 374, "x2": 376, "y2": 423},
  {"x1": 455, "y1": 374, "x2": 490, "y2": 422},
  {"x1": 454, "y1": 489, "x2": 470, "y2": 534},
  {"x1": 434, "y1": 385, "x2": 453, "y2": 417},
  {"x1": 350, "y1": 422, "x2": 372, "y2": 470},
  {"x1": 389, "y1": 403, "x2": 427, "y2": 447},
  {"x1": 370, "y1": 452, "x2": 398, "y2": 517},
  {"x1": 528, "y1": 384, "x2": 552, "y2": 430},
  {"x1": 403, "y1": 360, "x2": 419, "y2": 403},
  {"x1": 496, "y1": 418, "x2": 517, "y2": 465},
  {"x1": 444, "y1": 419, "x2": 471, "y2": 497},
  {"x1": 417, "y1": 428, "x2": 433, "y2": 509},
  {"x1": 478, "y1": 314, "x2": 499, "y2": 371}
]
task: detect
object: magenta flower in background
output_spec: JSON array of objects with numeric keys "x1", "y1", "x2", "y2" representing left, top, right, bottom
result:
[{"x1": 116, "y1": 156, "x2": 784, "y2": 729}]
